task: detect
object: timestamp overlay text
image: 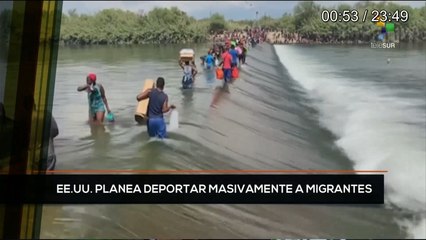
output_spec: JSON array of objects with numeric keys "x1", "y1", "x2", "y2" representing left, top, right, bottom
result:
[{"x1": 321, "y1": 9, "x2": 409, "y2": 23}]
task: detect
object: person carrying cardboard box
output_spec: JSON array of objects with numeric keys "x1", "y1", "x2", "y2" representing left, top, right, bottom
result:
[{"x1": 136, "y1": 77, "x2": 176, "y2": 139}]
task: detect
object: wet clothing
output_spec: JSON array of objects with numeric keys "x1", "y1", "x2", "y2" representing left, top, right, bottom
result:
[
  {"x1": 223, "y1": 69, "x2": 232, "y2": 83},
  {"x1": 221, "y1": 52, "x2": 232, "y2": 83},
  {"x1": 87, "y1": 84, "x2": 105, "y2": 118},
  {"x1": 222, "y1": 52, "x2": 232, "y2": 69},
  {"x1": 182, "y1": 65, "x2": 194, "y2": 89},
  {"x1": 147, "y1": 88, "x2": 168, "y2": 139},
  {"x1": 147, "y1": 88, "x2": 168, "y2": 119},
  {"x1": 147, "y1": 117, "x2": 167, "y2": 139},
  {"x1": 206, "y1": 68, "x2": 215, "y2": 84},
  {"x1": 229, "y1": 48, "x2": 239, "y2": 67},
  {"x1": 205, "y1": 54, "x2": 214, "y2": 69}
]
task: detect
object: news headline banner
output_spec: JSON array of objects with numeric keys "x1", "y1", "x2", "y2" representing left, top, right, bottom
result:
[{"x1": 0, "y1": 174, "x2": 384, "y2": 204}]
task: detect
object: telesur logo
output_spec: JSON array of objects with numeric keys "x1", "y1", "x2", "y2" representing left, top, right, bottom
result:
[{"x1": 371, "y1": 20, "x2": 397, "y2": 49}]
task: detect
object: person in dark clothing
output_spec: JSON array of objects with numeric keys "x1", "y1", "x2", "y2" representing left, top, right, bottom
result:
[
  {"x1": 0, "y1": 101, "x2": 59, "y2": 171},
  {"x1": 241, "y1": 43, "x2": 247, "y2": 64},
  {"x1": 29, "y1": 98, "x2": 59, "y2": 171},
  {"x1": 0, "y1": 102, "x2": 13, "y2": 163},
  {"x1": 43, "y1": 113, "x2": 59, "y2": 171},
  {"x1": 251, "y1": 37, "x2": 257, "y2": 47},
  {"x1": 136, "y1": 77, "x2": 176, "y2": 139}
]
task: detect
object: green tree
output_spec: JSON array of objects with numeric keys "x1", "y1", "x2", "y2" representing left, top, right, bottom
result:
[
  {"x1": 208, "y1": 13, "x2": 226, "y2": 33},
  {"x1": 278, "y1": 14, "x2": 296, "y2": 33},
  {"x1": 293, "y1": 1, "x2": 320, "y2": 31},
  {"x1": 57, "y1": 2, "x2": 426, "y2": 45},
  {"x1": 258, "y1": 15, "x2": 279, "y2": 30}
]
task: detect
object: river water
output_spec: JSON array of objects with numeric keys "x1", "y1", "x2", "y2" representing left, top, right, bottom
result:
[{"x1": 39, "y1": 43, "x2": 425, "y2": 239}]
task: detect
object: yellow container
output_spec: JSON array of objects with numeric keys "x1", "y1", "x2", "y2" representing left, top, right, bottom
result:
[{"x1": 376, "y1": 21, "x2": 385, "y2": 28}]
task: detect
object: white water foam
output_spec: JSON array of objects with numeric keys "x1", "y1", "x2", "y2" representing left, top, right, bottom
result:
[{"x1": 274, "y1": 45, "x2": 426, "y2": 238}]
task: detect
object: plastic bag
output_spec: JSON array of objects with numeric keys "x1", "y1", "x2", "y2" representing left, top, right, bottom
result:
[{"x1": 106, "y1": 112, "x2": 115, "y2": 122}]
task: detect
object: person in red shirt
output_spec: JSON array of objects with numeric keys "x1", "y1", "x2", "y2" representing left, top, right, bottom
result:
[{"x1": 219, "y1": 47, "x2": 232, "y2": 82}]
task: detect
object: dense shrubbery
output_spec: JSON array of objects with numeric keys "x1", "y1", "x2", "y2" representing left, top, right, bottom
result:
[
  {"x1": 60, "y1": 8, "x2": 239, "y2": 45},
  {"x1": 61, "y1": 8, "x2": 192, "y2": 45},
  {"x1": 59, "y1": 2, "x2": 425, "y2": 45},
  {"x1": 261, "y1": 1, "x2": 426, "y2": 42}
]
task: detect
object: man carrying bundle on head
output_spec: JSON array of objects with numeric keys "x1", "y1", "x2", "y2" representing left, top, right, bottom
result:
[{"x1": 179, "y1": 59, "x2": 198, "y2": 89}]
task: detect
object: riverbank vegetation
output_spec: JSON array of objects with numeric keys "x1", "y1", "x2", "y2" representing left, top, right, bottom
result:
[
  {"x1": 261, "y1": 1, "x2": 426, "y2": 43},
  {"x1": 59, "y1": 7, "x2": 249, "y2": 45},
  {"x1": 1, "y1": 1, "x2": 425, "y2": 46}
]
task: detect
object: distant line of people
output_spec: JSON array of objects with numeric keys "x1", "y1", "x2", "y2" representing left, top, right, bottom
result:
[
  {"x1": 213, "y1": 37, "x2": 249, "y2": 90},
  {"x1": 202, "y1": 36, "x2": 249, "y2": 68},
  {"x1": 76, "y1": 31, "x2": 260, "y2": 139},
  {"x1": 212, "y1": 27, "x2": 267, "y2": 48}
]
